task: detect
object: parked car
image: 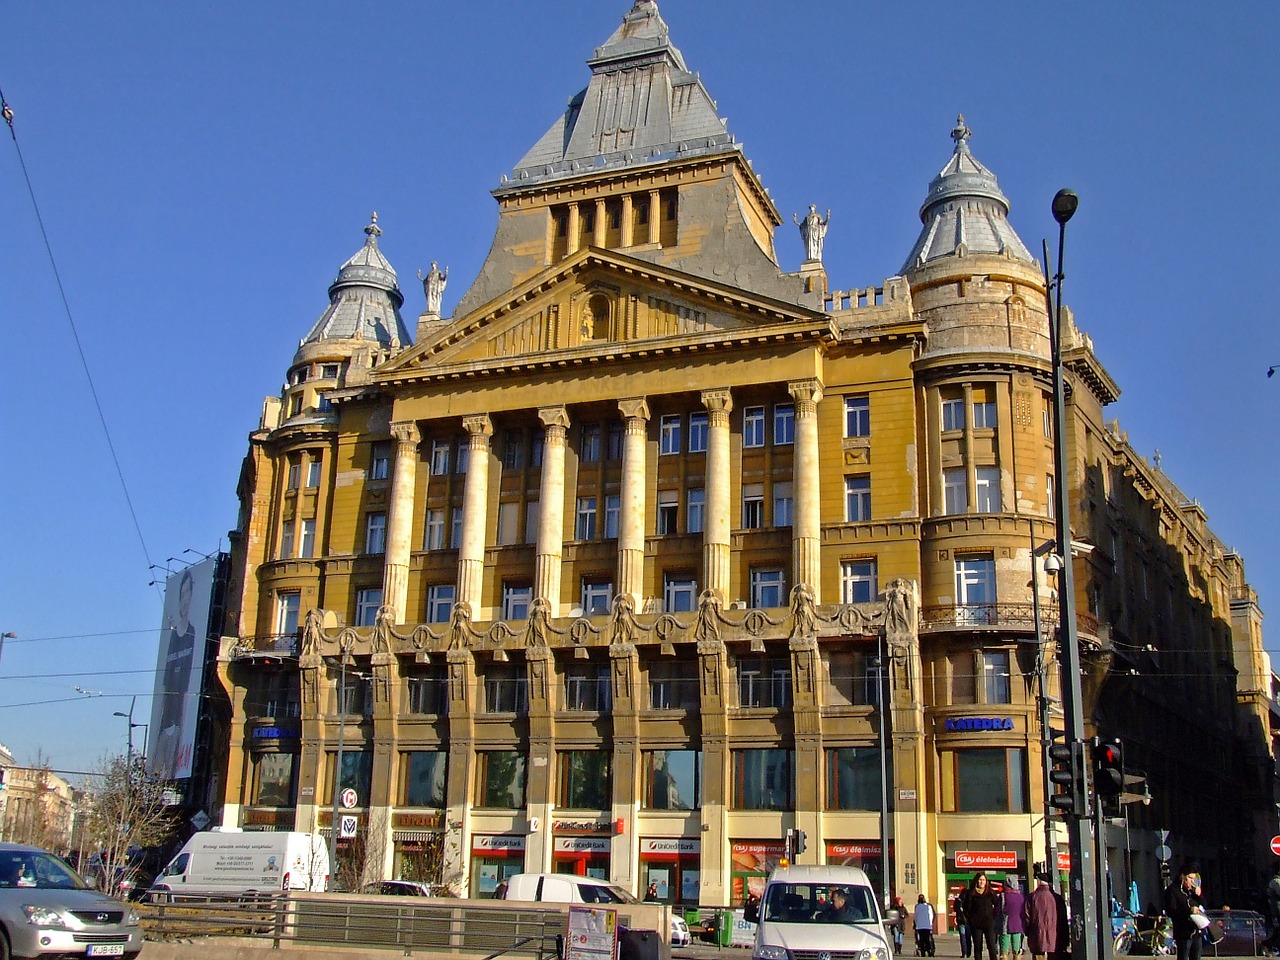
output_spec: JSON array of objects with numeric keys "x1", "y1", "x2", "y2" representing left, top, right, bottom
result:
[
  {"x1": 361, "y1": 880, "x2": 433, "y2": 897},
  {"x1": 669, "y1": 913, "x2": 691, "y2": 946},
  {"x1": 0, "y1": 842, "x2": 144, "y2": 959},
  {"x1": 1204, "y1": 910, "x2": 1269, "y2": 956}
]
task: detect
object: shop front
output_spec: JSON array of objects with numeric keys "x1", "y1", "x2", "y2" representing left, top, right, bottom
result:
[
  {"x1": 553, "y1": 835, "x2": 611, "y2": 878},
  {"x1": 393, "y1": 812, "x2": 443, "y2": 884},
  {"x1": 826, "y1": 840, "x2": 892, "y2": 898},
  {"x1": 470, "y1": 834, "x2": 526, "y2": 898},
  {"x1": 943, "y1": 846, "x2": 1030, "y2": 930},
  {"x1": 639, "y1": 837, "x2": 700, "y2": 905},
  {"x1": 730, "y1": 840, "x2": 786, "y2": 906}
]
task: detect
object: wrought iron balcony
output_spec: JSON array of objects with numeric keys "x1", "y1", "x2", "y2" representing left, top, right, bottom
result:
[
  {"x1": 920, "y1": 603, "x2": 1098, "y2": 638},
  {"x1": 230, "y1": 633, "x2": 300, "y2": 661}
]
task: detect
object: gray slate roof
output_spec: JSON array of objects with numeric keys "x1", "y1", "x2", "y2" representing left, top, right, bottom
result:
[
  {"x1": 901, "y1": 116, "x2": 1034, "y2": 273},
  {"x1": 300, "y1": 213, "x2": 411, "y2": 350},
  {"x1": 502, "y1": 0, "x2": 736, "y2": 190}
]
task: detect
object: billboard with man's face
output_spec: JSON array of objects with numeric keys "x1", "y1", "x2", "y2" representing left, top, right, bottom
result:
[{"x1": 146, "y1": 557, "x2": 215, "y2": 780}]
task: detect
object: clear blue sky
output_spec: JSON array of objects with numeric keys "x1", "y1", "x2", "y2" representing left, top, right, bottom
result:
[{"x1": 3, "y1": 1, "x2": 1277, "y2": 777}]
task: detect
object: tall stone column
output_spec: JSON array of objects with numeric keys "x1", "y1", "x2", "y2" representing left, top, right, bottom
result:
[
  {"x1": 535, "y1": 406, "x2": 570, "y2": 615},
  {"x1": 567, "y1": 202, "x2": 581, "y2": 255},
  {"x1": 788, "y1": 379, "x2": 824, "y2": 602},
  {"x1": 382, "y1": 421, "x2": 420, "y2": 622},
  {"x1": 647, "y1": 190, "x2": 661, "y2": 245},
  {"x1": 620, "y1": 195, "x2": 634, "y2": 248},
  {"x1": 701, "y1": 389, "x2": 733, "y2": 601},
  {"x1": 593, "y1": 198, "x2": 607, "y2": 247},
  {"x1": 616, "y1": 398, "x2": 650, "y2": 606},
  {"x1": 457, "y1": 415, "x2": 493, "y2": 611}
]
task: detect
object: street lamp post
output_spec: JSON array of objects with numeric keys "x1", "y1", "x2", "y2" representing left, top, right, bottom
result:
[
  {"x1": 327, "y1": 652, "x2": 351, "y2": 887},
  {"x1": 113, "y1": 696, "x2": 138, "y2": 781},
  {"x1": 1029, "y1": 533, "x2": 1061, "y2": 889},
  {"x1": 1041, "y1": 188, "x2": 1100, "y2": 960}
]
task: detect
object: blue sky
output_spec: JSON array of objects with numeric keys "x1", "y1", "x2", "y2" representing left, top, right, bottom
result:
[{"x1": 2, "y1": 1, "x2": 1277, "y2": 777}]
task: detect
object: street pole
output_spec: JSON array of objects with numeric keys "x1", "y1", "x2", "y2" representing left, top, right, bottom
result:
[
  {"x1": 1041, "y1": 188, "x2": 1100, "y2": 960},
  {"x1": 1029, "y1": 531, "x2": 1061, "y2": 891},
  {"x1": 327, "y1": 654, "x2": 349, "y2": 887}
]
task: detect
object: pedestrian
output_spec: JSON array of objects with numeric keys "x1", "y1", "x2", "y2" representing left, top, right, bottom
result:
[
  {"x1": 1000, "y1": 876, "x2": 1026, "y2": 960},
  {"x1": 966, "y1": 872, "x2": 999, "y2": 960},
  {"x1": 890, "y1": 895, "x2": 907, "y2": 953},
  {"x1": 914, "y1": 893, "x2": 937, "y2": 957},
  {"x1": 1264, "y1": 867, "x2": 1280, "y2": 952},
  {"x1": 954, "y1": 886, "x2": 972, "y2": 958},
  {"x1": 1022, "y1": 872, "x2": 1061, "y2": 960},
  {"x1": 645, "y1": 882, "x2": 658, "y2": 901},
  {"x1": 1164, "y1": 864, "x2": 1206, "y2": 960}
]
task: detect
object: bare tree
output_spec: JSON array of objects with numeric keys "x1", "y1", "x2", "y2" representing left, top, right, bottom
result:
[
  {"x1": 4, "y1": 751, "x2": 72, "y2": 853},
  {"x1": 80, "y1": 753, "x2": 177, "y2": 896}
]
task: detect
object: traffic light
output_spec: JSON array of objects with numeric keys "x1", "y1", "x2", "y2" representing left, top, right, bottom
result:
[
  {"x1": 784, "y1": 828, "x2": 807, "y2": 863},
  {"x1": 794, "y1": 829, "x2": 807, "y2": 857},
  {"x1": 1092, "y1": 738, "x2": 1124, "y2": 798},
  {"x1": 1047, "y1": 737, "x2": 1086, "y2": 817}
]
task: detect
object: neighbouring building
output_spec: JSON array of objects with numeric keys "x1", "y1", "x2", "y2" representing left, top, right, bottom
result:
[{"x1": 215, "y1": 0, "x2": 1274, "y2": 910}]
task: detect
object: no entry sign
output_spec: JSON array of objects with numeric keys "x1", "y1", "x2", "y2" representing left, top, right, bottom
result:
[{"x1": 1269, "y1": 836, "x2": 1280, "y2": 856}]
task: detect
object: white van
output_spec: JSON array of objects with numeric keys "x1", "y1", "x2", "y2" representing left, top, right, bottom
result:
[
  {"x1": 149, "y1": 830, "x2": 329, "y2": 901},
  {"x1": 744, "y1": 865, "x2": 891, "y2": 960},
  {"x1": 501, "y1": 873, "x2": 636, "y2": 905}
]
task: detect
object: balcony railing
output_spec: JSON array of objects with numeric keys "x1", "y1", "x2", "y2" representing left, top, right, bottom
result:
[
  {"x1": 231, "y1": 633, "x2": 300, "y2": 660},
  {"x1": 920, "y1": 603, "x2": 1099, "y2": 637}
]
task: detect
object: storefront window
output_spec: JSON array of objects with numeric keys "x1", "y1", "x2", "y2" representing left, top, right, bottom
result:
[
  {"x1": 825, "y1": 747, "x2": 885, "y2": 810},
  {"x1": 942, "y1": 748, "x2": 1027, "y2": 812},
  {"x1": 253, "y1": 753, "x2": 296, "y2": 806},
  {"x1": 559, "y1": 751, "x2": 611, "y2": 809},
  {"x1": 732, "y1": 749, "x2": 794, "y2": 810},
  {"x1": 402, "y1": 751, "x2": 447, "y2": 807},
  {"x1": 471, "y1": 837, "x2": 526, "y2": 898},
  {"x1": 643, "y1": 750, "x2": 701, "y2": 809},
  {"x1": 477, "y1": 751, "x2": 526, "y2": 808}
]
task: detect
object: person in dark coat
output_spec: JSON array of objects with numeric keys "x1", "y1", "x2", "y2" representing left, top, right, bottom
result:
[
  {"x1": 1022, "y1": 873, "x2": 1061, "y2": 960},
  {"x1": 954, "y1": 887, "x2": 972, "y2": 958},
  {"x1": 1164, "y1": 864, "x2": 1205, "y2": 960},
  {"x1": 966, "y1": 872, "x2": 1000, "y2": 960}
]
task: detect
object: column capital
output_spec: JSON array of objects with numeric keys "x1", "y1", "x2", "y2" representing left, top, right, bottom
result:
[
  {"x1": 462, "y1": 414, "x2": 493, "y2": 439},
  {"x1": 700, "y1": 388, "x2": 733, "y2": 415},
  {"x1": 617, "y1": 397, "x2": 650, "y2": 422},
  {"x1": 390, "y1": 420, "x2": 421, "y2": 445},
  {"x1": 537, "y1": 405, "x2": 571, "y2": 431},
  {"x1": 787, "y1": 378, "x2": 824, "y2": 406}
]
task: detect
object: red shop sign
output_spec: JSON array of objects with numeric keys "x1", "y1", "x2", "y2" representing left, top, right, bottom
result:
[
  {"x1": 1057, "y1": 852, "x2": 1071, "y2": 870},
  {"x1": 954, "y1": 850, "x2": 1018, "y2": 870}
]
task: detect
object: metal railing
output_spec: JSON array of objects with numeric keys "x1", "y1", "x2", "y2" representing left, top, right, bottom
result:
[{"x1": 920, "y1": 602, "x2": 1099, "y2": 637}]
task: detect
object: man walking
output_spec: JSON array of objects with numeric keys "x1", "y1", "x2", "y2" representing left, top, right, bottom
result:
[{"x1": 1022, "y1": 873, "x2": 1061, "y2": 960}]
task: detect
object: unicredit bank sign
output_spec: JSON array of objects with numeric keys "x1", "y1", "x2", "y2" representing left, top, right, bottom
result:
[{"x1": 944, "y1": 717, "x2": 1015, "y2": 732}]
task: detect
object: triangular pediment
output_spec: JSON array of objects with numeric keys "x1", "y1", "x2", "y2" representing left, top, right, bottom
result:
[{"x1": 376, "y1": 247, "x2": 827, "y2": 384}]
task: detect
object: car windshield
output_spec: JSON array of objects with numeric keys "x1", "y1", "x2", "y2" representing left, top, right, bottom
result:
[
  {"x1": 0, "y1": 850, "x2": 87, "y2": 891},
  {"x1": 762, "y1": 883, "x2": 877, "y2": 924}
]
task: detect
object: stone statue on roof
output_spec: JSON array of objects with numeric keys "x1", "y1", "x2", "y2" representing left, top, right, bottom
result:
[
  {"x1": 419, "y1": 261, "x2": 448, "y2": 316},
  {"x1": 794, "y1": 204, "x2": 830, "y2": 262}
]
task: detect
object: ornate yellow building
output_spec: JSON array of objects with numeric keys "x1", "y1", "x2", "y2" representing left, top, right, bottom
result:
[{"x1": 216, "y1": 0, "x2": 1273, "y2": 910}]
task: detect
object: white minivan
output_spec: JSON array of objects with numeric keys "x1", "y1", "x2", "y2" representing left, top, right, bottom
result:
[{"x1": 744, "y1": 865, "x2": 892, "y2": 960}]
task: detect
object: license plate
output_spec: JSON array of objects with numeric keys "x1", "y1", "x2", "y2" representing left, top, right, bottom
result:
[{"x1": 87, "y1": 946, "x2": 125, "y2": 957}]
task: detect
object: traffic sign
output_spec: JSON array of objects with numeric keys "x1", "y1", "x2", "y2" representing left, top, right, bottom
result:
[
  {"x1": 339, "y1": 815, "x2": 358, "y2": 839},
  {"x1": 340, "y1": 788, "x2": 358, "y2": 809},
  {"x1": 1270, "y1": 836, "x2": 1280, "y2": 856},
  {"x1": 1155, "y1": 844, "x2": 1172, "y2": 861}
]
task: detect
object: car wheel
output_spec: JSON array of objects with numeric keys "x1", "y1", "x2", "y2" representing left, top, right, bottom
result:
[{"x1": 0, "y1": 927, "x2": 11, "y2": 960}]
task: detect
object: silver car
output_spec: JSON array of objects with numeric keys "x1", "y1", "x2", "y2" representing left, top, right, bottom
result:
[{"x1": 0, "y1": 843, "x2": 143, "y2": 959}]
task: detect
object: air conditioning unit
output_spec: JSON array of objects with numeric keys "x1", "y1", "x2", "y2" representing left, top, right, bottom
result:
[{"x1": 728, "y1": 600, "x2": 747, "y2": 610}]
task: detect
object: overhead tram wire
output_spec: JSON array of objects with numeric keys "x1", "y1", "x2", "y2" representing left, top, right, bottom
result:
[{"x1": 0, "y1": 83, "x2": 158, "y2": 588}]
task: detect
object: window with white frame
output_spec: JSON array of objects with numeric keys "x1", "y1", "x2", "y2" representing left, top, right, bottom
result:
[
  {"x1": 955, "y1": 555, "x2": 996, "y2": 625},
  {"x1": 580, "y1": 424, "x2": 600, "y2": 463},
  {"x1": 581, "y1": 579, "x2": 612, "y2": 616},
  {"x1": 369, "y1": 441, "x2": 392, "y2": 480},
  {"x1": 663, "y1": 574, "x2": 697, "y2": 613},
  {"x1": 575, "y1": 497, "x2": 598, "y2": 540},
  {"x1": 1042, "y1": 396, "x2": 1053, "y2": 438},
  {"x1": 737, "y1": 656, "x2": 791, "y2": 709},
  {"x1": 942, "y1": 396, "x2": 966, "y2": 432},
  {"x1": 502, "y1": 583, "x2": 532, "y2": 621},
  {"x1": 450, "y1": 507, "x2": 463, "y2": 549},
  {"x1": 844, "y1": 395, "x2": 870, "y2": 438},
  {"x1": 425, "y1": 509, "x2": 445, "y2": 550},
  {"x1": 659, "y1": 414, "x2": 682, "y2": 455},
  {"x1": 563, "y1": 664, "x2": 611, "y2": 713},
  {"x1": 975, "y1": 466, "x2": 1002, "y2": 512},
  {"x1": 277, "y1": 591, "x2": 301, "y2": 636},
  {"x1": 604, "y1": 495, "x2": 620, "y2": 539},
  {"x1": 426, "y1": 585, "x2": 454, "y2": 624},
  {"x1": 306, "y1": 459, "x2": 322, "y2": 488},
  {"x1": 973, "y1": 398, "x2": 997, "y2": 429},
  {"x1": 742, "y1": 483, "x2": 764, "y2": 529},
  {"x1": 774, "y1": 403, "x2": 795, "y2": 445},
  {"x1": 841, "y1": 560, "x2": 878, "y2": 604},
  {"x1": 287, "y1": 459, "x2": 302, "y2": 490},
  {"x1": 365, "y1": 512, "x2": 387, "y2": 554},
  {"x1": 749, "y1": 568, "x2": 786, "y2": 609},
  {"x1": 657, "y1": 491, "x2": 678, "y2": 535},
  {"x1": 299, "y1": 519, "x2": 316, "y2": 558},
  {"x1": 983, "y1": 650, "x2": 1012, "y2": 704},
  {"x1": 524, "y1": 499, "x2": 540, "y2": 544},
  {"x1": 845, "y1": 475, "x2": 871, "y2": 522},
  {"x1": 321, "y1": 363, "x2": 339, "y2": 379},
  {"x1": 743, "y1": 406, "x2": 765, "y2": 448},
  {"x1": 1046, "y1": 475, "x2": 1055, "y2": 519},
  {"x1": 279, "y1": 520, "x2": 295, "y2": 559},
  {"x1": 497, "y1": 501, "x2": 520, "y2": 545},
  {"x1": 943, "y1": 467, "x2": 968, "y2": 514},
  {"x1": 686, "y1": 488, "x2": 705, "y2": 534},
  {"x1": 688, "y1": 412, "x2": 709, "y2": 453},
  {"x1": 356, "y1": 587, "x2": 383, "y2": 627},
  {"x1": 773, "y1": 482, "x2": 793, "y2": 528},
  {"x1": 430, "y1": 440, "x2": 450, "y2": 476}
]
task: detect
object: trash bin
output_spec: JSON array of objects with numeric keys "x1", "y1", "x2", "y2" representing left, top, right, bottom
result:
[
  {"x1": 618, "y1": 928, "x2": 668, "y2": 960},
  {"x1": 718, "y1": 910, "x2": 734, "y2": 946}
]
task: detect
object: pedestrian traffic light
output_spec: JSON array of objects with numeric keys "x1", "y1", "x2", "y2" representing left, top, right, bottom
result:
[
  {"x1": 1092, "y1": 738, "x2": 1124, "y2": 798},
  {"x1": 1048, "y1": 737, "x2": 1086, "y2": 817}
]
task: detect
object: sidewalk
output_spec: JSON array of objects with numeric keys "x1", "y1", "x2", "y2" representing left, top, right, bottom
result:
[{"x1": 674, "y1": 932, "x2": 969, "y2": 959}]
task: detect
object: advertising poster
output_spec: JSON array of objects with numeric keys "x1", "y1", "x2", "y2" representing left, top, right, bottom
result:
[
  {"x1": 565, "y1": 906, "x2": 617, "y2": 960},
  {"x1": 146, "y1": 557, "x2": 216, "y2": 779}
]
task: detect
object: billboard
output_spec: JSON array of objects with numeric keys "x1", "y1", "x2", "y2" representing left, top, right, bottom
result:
[{"x1": 146, "y1": 557, "x2": 216, "y2": 780}]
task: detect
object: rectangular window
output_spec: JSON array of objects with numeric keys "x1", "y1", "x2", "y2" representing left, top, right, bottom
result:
[
  {"x1": 581, "y1": 579, "x2": 613, "y2": 616},
  {"x1": 502, "y1": 431, "x2": 523, "y2": 470},
  {"x1": 365, "y1": 511, "x2": 387, "y2": 554},
  {"x1": 657, "y1": 491, "x2": 678, "y2": 535},
  {"x1": 430, "y1": 440, "x2": 450, "y2": 476},
  {"x1": 943, "y1": 467, "x2": 968, "y2": 514},
  {"x1": 688, "y1": 413, "x2": 709, "y2": 453},
  {"x1": 749, "y1": 568, "x2": 786, "y2": 610},
  {"x1": 426, "y1": 584, "x2": 454, "y2": 624},
  {"x1": 402, "y1": 751, "x2": 447, "y2": 807},
  {"x1": 975, "y1": 466, "x2": 1002, "y2": 512},
  {"x1": 743, "y1": 406, "x2": 765, "y2": 448},
  {"x1": 742, "y1": 483, "x2": 765, "y2": 529},
  {"x1": 456, "y1": 443, "x2": 470, "y2": 474},
  {"x1": 321, "y1": 363, "x2": 339, "y2": 379},
  {"x1": 826, "y1": 651, "x2": 882, "y2": 707},
  {"x1": 276, "y1": 591, "x2": 301, "y2": 636},
  {"x1": 483, "y1": 665, "x2": 528, "y2": 714},
  {"x1": 603, "y1": 495, "x2": 620, "y2": 539},
  {"x1": 369, "y1": 441, "x2": 392, "y2": 480},
  {"x1": 659, "y1": 414, "x2": 682, "y2": 455},
  {"x1": 737, "y1": 656, "x2": 791, "y2": 708},
  {"x1": 774, "y1": 404, "x2": 795, "y2": 445},
  {"x1": 773, "y1": 482, "x2": 793, "y2": 528},
  {"x1": 844, "y1": 395, "x2": 870, "y2": 438},
  {"x1": 450, "y1": 507, "x2": 463, "y2": 549},
  {"x1": 648, "y1": 660, "x2": 700, "y2": 710},
  {"x1": 1046, "y1": 474, "x2": 1055, "y2": 519},
  {"x1": 686, "y1": 488, "x2": 705, "y2": 534},
  {"x1": 406, "y1": 669, "x2": 448, "y2": 715},
  {"x1": 531, "y1": 430, "x2": 544, "y2": 467},
  {"x1": 299, "y1": 519, "x2": 316, "y2": 558},
  {"x1": 643, "y1": 750, "x2": 701, "y2": 810},
  {"x1": 575, "y1": 497, "x2": 598, "y2": 541},
  {"x1": 289, "y1": 394, "x2": 302, "y2": 417},
  {"x1": 732, "y1": 749, "x2": 794, "y2": 810},
  {"x1": 825, "y1": 747, "x2": 883, "y2": 811},
  {"x1": 425, "y1": 509, "x2": 445, "y2": 550},
  {"x1": 973, "y1": 399, "x2": 997, "y2": 429},
  {"x1": 497, "y1": 501, "x2": 520, "y2": 545},
  {"x1": 356, "y1": 587, "x2": 383, "y2": 627},
  {"x1": 955, "y1": 555, "x2": 996, "y2": 625},
  {"x1": 943, "y1": 748, "x2": 1027, "y2": 813},
  {"x1": 336, "y1": 672, "x2": 371, "y2": 716},
  {"x1": 663, "y1": 574, "x2": 697, "y2": 613},
  {"x1": 279, "y1": 520, "x2": 295, "y2": 559},
  {"x1": 1043, "y1": 396, "x2": 1053, "y2": 438},
  {"x1": 845, "y1": 475, "x2": 871, "y2": 522},
  {"x1": 306, "y1": 459, "x2": 322, "y2": 488},
  {"x1": 559, "y1": 751, "x2": 611, "y2": 810},
  {"x1": 840, "y1": 560, "x2": 877, "y2": 604},
  {"x1": 983, "y1": 650, "x2": 1012, "y2": 704},
  {"x1": 253, "y1": 753, "x2": 296, "y2": 807},
  {"x1": 287, "y1": 458, "x2": 302, "y2": 490},
  {"x1": 476, "y1": 751, "x2": 526, "y2": 808},
  {"x1": 331, "y1": 749, "x2": 373, "y2": 804},
  {"x1": 525, "y1": 499, "x2": 540, "y2": 544},
  {"x1": 580, "y1": 424, "x2": 601, "y2": 463},
  {"x1": 502, "y1": 583, "x2": 532, "y2": 621},
  {"x1": 562, "y1": 664, "x2": 611, "y2": 712},
  {"x1": 606, "y1": 422, "x2": 623, "y2": 461},
  {"x1": 950, "y1": 651, "x2": 976, "y2": 704},
  {"x1": 317, "y1": 393, "x2": 332, "y2": 413},
  {"x1": 942, "y1": 397, "x2": 966, "y2": 432}
]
